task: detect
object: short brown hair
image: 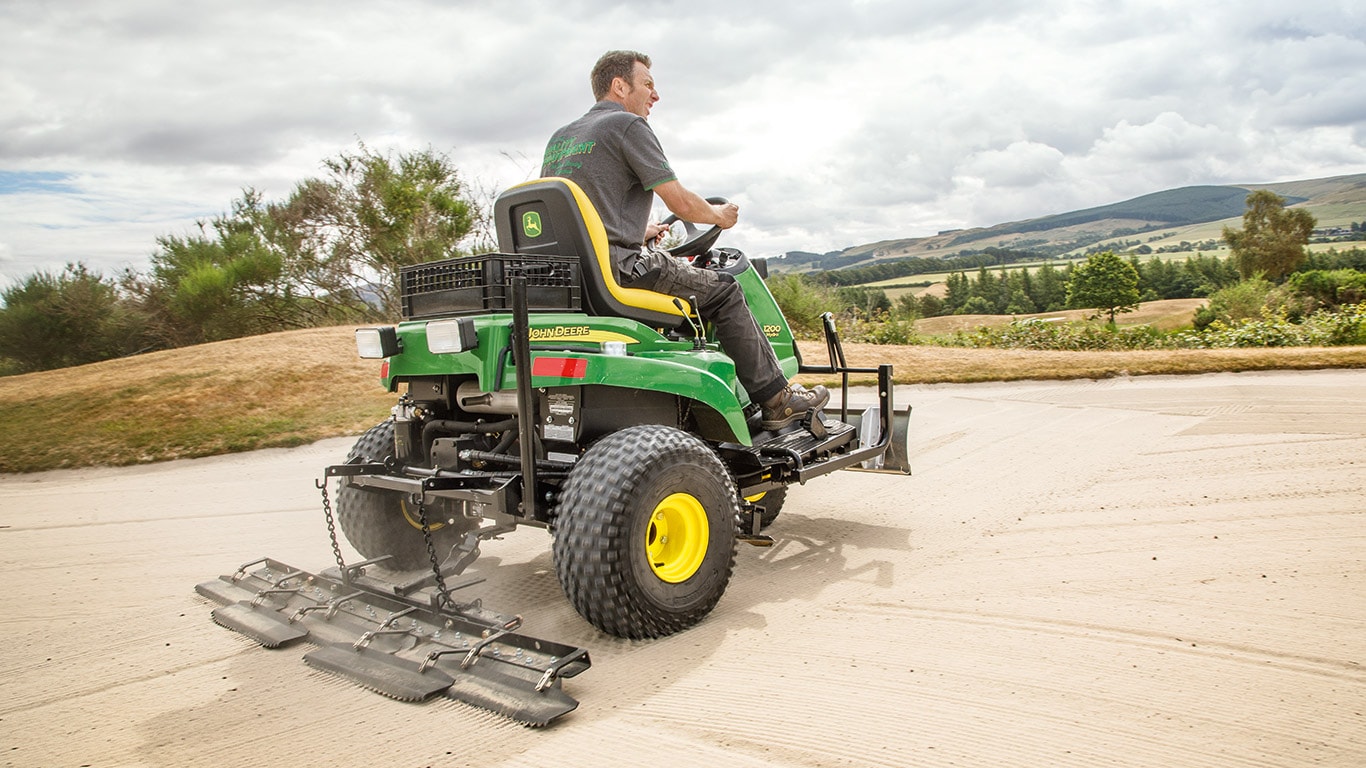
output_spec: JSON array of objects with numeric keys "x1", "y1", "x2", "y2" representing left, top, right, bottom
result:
[{"x1": 591, "y1": 50, "x2": 651, "y2": 100}]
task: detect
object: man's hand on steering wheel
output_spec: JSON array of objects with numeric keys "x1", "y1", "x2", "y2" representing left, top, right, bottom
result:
[
  {"x1": 658, "y1": 196, "x2": 733, "y2": 260},
  {"x1": 711, "y1": 200, "x2": 739, "y2": 229}
]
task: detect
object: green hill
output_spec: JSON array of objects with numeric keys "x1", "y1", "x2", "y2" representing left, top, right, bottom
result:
[
  {"x1": 946, "y1": 185, "x2": 1263, "y2": 248},
  {"x1": 777, "y1": 173, "x2": 1366, "y2": 275}
]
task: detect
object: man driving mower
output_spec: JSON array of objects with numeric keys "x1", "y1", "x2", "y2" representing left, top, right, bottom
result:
[{"x1": 541, "y1": 49, "x2": 828, "y2": 430}]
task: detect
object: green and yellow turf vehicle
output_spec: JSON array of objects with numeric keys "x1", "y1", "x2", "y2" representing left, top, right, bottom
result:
[{"x1": 198, "y1": 178, "x2": 910, "y2": 724}]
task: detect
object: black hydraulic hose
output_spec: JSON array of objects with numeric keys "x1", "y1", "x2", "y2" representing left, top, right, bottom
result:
[
  {"x1": 458, "y1": 450, "x2": 574, "y2": 472},
  {"x1": 420, "y1": 418, "x2": 517, "y2": 464},
  {"x1": 490, "y1": 428, "x2": 518, "y2": 455}
]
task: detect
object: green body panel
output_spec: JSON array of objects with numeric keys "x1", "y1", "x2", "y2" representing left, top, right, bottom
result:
[
  {"x1": 384, "y1": 312, "x2": 754, "y2": 443},
  {"x1": 378, "y1": 262, "x2": 798, "y2": 446},
  {"x1": 735, "y1": 267, "x2": 800, "y2": 379}
]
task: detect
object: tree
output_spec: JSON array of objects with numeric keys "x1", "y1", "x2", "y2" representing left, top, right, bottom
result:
[
  {"x1": 132, "y1": 143, "x2": 482, "y2": 347},
  {"x1": 835, "y1": 286, "x2": 891, "y2": 317},
  {"x1": 1223, "y1": 190, "x2": 1316, "y2": 280},
  {"x1": 1031, "y1": 263, "x2": 1068, "y2": 311},
  {"x1": 283, "y1": 143, "x2": 479, "y2": 318},
  {"x1": 131, "y1": 189, "x2": 368, "y2": 347},
  {"x1": 0, "y1": 263, "x2": 148, "y2": 372},
  {"x1": 972, "y1": 266, "x2": 1002, "y2": 311},
  {"x1": 943, "y1": 271, "x2": 970, "y2": 312},
  {"x1": 1004, "y1": 288, "x2": 1037, "y2": 315},
  {"x1": 1066, "y1": 251, "x2": 1141, "y2": 325}
]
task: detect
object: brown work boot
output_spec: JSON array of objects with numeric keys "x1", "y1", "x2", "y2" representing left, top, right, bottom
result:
[{"x1": 761, "y1": 384, "x2": 830, "y2": 430}]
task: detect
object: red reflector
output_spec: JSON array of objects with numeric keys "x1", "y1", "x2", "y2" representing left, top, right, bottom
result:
[
  {"x1": 532, "y1": 356, "x2": 588, "y2": 379},
  {"x1": 380, "y1": 360, "x2": 390, "y2": 378}
]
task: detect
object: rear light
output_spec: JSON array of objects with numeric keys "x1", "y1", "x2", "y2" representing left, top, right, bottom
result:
[
  {"x1": 356, "y1": 327, "x2": 401, "y2": 359},
  {"x1": 532, "y1": 356, "x2": 588, "y2": 379},
  {"x1": 426, "y1": 318, "x2": 478, "y2": 354}
]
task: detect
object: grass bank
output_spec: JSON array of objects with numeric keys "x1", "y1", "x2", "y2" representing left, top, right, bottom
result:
[{"x1": 2, "y1": 324, "x2": 1364, "y2": 473}]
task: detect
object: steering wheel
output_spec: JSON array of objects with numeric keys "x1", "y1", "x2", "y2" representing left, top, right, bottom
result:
[{"x1": 658, "y1": 196, "x2": 729, "y2": 260}]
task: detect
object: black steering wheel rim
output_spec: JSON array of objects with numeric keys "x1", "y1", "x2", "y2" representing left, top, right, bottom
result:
[{"x1": 659, "y1": 196, "x2": 729, "y2": 260}]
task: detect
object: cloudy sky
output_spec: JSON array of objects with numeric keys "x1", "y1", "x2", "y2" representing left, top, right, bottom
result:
[{"x1": 3, "y1": 0, "x2": 1365, "y2": 288}]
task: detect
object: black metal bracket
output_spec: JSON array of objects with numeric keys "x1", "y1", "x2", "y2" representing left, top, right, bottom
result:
[{"x1": 324, "y1": 461, "x2": 388, "y2": 478}]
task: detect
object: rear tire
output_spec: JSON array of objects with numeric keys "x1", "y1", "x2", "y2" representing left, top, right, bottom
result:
[
  {"x1": 335, "y1": 421, "x2": 475, "y2": 570},
  {"x1": 553, "y1": 425, "x2": 738, "y2": 639}
]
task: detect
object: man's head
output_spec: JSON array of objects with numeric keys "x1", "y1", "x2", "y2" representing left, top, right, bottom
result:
[{"x1": 591, "y1": 50, "x2": 658, "y2": 119}]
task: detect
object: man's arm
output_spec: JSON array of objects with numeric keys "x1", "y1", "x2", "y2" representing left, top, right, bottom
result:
[{"x1": 653, "y1": 180, "x2": 739, "y2": 229}]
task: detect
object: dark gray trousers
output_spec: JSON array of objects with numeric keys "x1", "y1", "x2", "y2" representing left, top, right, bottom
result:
[{"x1": 622, "y1": 251, "x2": 787, "y2": 405}]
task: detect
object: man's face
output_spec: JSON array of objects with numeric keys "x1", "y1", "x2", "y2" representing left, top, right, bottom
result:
[{"x1": 621, "y1": 62, "x2": 659, "y2": 119}]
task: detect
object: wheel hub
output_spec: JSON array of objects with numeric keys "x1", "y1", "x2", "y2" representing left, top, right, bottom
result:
[
  {"x1": 645, "y1": 493, "x2": 709, "y2": 583},
  {"x1": 401, "y1": 498, "x2": 447, "y2": 532}
]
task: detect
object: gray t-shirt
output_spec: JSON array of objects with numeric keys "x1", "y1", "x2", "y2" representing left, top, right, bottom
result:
[{"x1": 542, "y1": 101, "x2": 677, "y2": 273}]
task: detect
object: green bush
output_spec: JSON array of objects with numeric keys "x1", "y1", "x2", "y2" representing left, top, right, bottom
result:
[
  {"x1": 1287, "y1": 269, "x2": 1366, "y2": 309},
  {"x1": 843, "y1": 312, "x2": 920, "y2": 345},
  {"x1": 1204, "y1": 278, "x2": 1276, "y2": 324},
  {"x1": 924, "y1": 302, "x2": 1366, "y2": 351},
  {"x1": 767, "y1": 274, "x2": 834, "y2": 339},
  {"x1": 942, "y1": 319, "x2": 1174, "y2": 351},
  {"x1": 0, "y1": 263, "x2": 150, "y2": 373},
  {"x1": 1174, "y1": 302, "x2": 1366, "y2": 348}
]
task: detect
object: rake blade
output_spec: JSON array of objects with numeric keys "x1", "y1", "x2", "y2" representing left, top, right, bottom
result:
[
  {"x1": 304, "y1": 644, "x2": 454, "y2": 702},
  {"x1": 445, "y1": 666, "x2": 580, "y2": 727},
  {"x1": 211, "y1": 602, "x2": 308, "y2": 648}
]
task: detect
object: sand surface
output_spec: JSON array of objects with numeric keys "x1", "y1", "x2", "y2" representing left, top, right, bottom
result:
[{"x1": 2, "y1": 369, "x2": 1363, "y2": 767}]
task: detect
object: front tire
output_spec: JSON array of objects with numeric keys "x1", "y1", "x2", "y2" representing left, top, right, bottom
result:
[
  {"x1": 744, "y1": 486, "x2": 787, "y2": 530},
  {"x1": 553, "y1": 425, "x2": 739, "y2": 639},
  {"x1": 335, "y1": 421, "x2": 475, "y2": 570}
]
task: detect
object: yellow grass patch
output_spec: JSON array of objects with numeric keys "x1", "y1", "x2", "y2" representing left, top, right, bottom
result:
[{"x1": 0, "y1": 327, "x2": 395, "y2": 472}]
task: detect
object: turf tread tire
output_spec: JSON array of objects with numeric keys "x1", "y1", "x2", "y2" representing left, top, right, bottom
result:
[
  {"x1": 553, "y1": 425, "x2": 738, "y2": 639},
  {"x1": 335, "y1": 421, "x2": 473, "y2": 570}
]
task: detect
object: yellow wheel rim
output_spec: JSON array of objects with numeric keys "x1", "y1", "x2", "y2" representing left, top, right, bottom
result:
[
  {"x1": 645, "y1": 493, "x2": 709, "y2": 583},
  {"x1": 401, "y1": 498, "x2": 446, "y2": 532}
]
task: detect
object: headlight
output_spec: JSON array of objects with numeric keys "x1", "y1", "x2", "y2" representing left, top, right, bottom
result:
[
  {"x1": 426, "y1": 318, "x2": 478, "y2": 354},
  {"x1": 355, "y1": 327, "x2": 402, "y2": 359}
]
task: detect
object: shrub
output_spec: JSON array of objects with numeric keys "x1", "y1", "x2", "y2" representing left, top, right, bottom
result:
[
  {"x1": 1205, "y1": 278, "x2": 1275, "y2": 324},
  {"x1": 1173, "y1": 302, "x2": 1366, "y2": 348},
  {"x1": 767, "y1": 274, "x2": 834, "y2": 339},
  {"x1": 942, "y1": 319, "x2": 1174, "y2": 351},
  {"x1": 849, "y1": 313, "x2": 920, "y2": 345},
  {"x1": 1287, "y1": 269, "x2": 1366, "y2": 309},
  {"x1": 926, "y1": 302, "x2": 1366, "y2": 351}
]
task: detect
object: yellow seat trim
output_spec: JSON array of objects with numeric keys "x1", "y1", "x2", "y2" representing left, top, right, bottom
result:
[{"x1": 513, "y1": 177, "x2": 689, "y2": 318}]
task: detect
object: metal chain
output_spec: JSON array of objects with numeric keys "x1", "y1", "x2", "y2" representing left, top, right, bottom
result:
[
  {"x1": 416, "y1": 495, "x2": 456, "y2": 611},
  {"x1": 317, "y1": 478, "x2": 347, "y2": 574}
]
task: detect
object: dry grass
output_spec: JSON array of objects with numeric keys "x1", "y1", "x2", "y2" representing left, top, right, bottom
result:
[
  {"x1": 2, "y1": 324, "x2": 1364, "y2": 473},
  {"x1": 0, "y1": 327, "x2": 396, "y2": 473}
]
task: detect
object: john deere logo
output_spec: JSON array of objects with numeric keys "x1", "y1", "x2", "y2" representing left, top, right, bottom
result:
[{"x1": 522, "y1": 211, "x2": 543, "y2": 238}]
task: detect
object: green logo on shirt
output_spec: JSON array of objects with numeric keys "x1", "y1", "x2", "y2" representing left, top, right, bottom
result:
[
  {"x1": 543, "y1": 136, "x2": 596, "y2": 176},
  {"x1": 522, "y1": 211, "x2": 543, "y2": 238}
]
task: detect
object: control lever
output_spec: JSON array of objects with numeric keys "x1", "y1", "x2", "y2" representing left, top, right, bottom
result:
[{"x1": 673, "y1": 296, "x2": 706, "y2": 350}]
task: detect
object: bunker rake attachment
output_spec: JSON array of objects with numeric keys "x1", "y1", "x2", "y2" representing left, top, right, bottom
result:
[{"x1": 196, "y1": 556, "x2": 591, "y2": 726}]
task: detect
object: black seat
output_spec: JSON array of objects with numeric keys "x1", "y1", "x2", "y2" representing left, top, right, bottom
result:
[{"x1": 494, "y1": 177, "x2": 690, "y2": 329}]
